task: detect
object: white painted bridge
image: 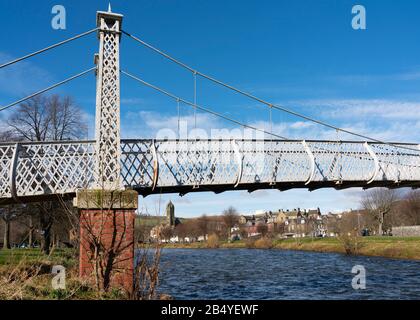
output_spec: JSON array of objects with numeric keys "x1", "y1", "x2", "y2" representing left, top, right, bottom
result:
[
  {"x1": 0, "y1": 139, "x2": 419, "y2": 204},
  {"x1": 1, "y1": 8, "x2": 419, "y2": 204}
]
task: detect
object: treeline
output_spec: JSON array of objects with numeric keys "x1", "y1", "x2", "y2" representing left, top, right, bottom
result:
[
  {"x1": 0, "y1": 94, "x2": 87, "y2": 253},
  {"x1": 333, "y1": 189, "x2": 420, "y2": 236},
  {"x1": 0, "y1": 201, "x2": 78, "y2": 253},
  {"x1": 137, "y1": 207, "x2": 241, "y2": 242}
]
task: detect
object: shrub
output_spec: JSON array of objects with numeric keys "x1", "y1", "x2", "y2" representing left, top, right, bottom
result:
[
  {"x1": 338, "y1": 234, "x2": 362, "y2": 255},
  {"x1": 254, "y1": 237, "x2": 273, "y2": 249},
  {"x1": 245, "y1": 238, "x2": 256, "y2": 249},
  {"x1": 206, "y1": 234, "x2": 219, "y2": 248}
]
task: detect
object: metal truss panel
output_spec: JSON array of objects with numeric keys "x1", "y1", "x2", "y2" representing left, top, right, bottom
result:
[{"x1": 0, "y1": 139, "x2": 419, "y2": 201}]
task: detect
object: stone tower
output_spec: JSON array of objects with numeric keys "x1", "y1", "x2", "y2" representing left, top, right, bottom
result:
[{"x1": 166, "y1": 201, "x2": 175, "y2": 226}]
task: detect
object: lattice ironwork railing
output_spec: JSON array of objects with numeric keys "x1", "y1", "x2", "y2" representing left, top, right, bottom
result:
[
  {"x1": 0, "y1": 141, "x2": 95, "y2": 199},
  {"x1": 0, "y1": 139, "x2": 419, "y2": 200}
]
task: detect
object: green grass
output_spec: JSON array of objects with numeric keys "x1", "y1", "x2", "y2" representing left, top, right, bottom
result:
[
  {"x1": 0, "y1": 248, "x2": 75, "y2": 266},
  {"x1": 136, "y1": 216, "x2": 166, "y2": 227}
]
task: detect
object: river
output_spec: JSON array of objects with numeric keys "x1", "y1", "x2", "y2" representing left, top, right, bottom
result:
[{"x1": 156, "y1": 248, "x2": 420, "y2": 300}]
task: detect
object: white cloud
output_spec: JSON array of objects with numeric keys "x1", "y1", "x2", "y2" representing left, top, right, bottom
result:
[
  {"x1": 289, "y1": 121, "x2": 314, "y2": 129},
  {"x1": 300, "y1": 99, "x2": 420, "y2": 121},
  {"x1": 288, "y1": 99, "x2": 420, "y2": 143},
  {"x1": 121, "y1": 110, "x2": 268, "y2": 140},
  {"x1": 331, "y1": 67, "x2": 420, "y2": 84},
  {"x1": 121, "y1": 97, "x2": 147, "y2": 105}
]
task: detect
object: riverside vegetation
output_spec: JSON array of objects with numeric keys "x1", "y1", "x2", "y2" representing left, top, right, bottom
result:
[
  {"x1": 159, "y1": 235, "x2": 420, "y2": 260},
  {"x1": 0, "y1": 245, "x2": 165, "y2": 300}
]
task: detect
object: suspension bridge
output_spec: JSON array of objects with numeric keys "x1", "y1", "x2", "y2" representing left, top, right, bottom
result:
[{"x1": 1, "y1": 7, "x2": 419, "y2": 205}]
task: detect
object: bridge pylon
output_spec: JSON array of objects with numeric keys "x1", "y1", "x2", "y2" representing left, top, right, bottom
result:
[{"x1": 74, "y1": 8, "x2": 137, "y2": 293}]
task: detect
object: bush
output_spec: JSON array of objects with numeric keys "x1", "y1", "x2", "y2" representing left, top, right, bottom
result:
[
  {"x1": 338, "y1": 234, "x2": 362, "y2": 255},
  {"x1": 206, "y1": 234, "x2": 219, "y2": 248},
  {"x1": 245, "y1": 238, "x2": 256, "y2": 249},
  {"x1": 254, "y1": 237, "x2": 273, "y2": 249}
]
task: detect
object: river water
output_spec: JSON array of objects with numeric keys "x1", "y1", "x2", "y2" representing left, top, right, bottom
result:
[{"x1": 156, "y1": 248, "x2": 420, "y2": 300}]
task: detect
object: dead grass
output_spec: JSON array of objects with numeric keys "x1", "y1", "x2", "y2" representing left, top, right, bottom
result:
[
  {"x1": 0, "y1": 249, "x2": 125, "y2": 300},
  {"x1": 206, "y1": 234, "x2": 220, "y2": 249},
  {"x1": 132, "y1": 244, "x2": 164, "y2": 300},
  {"x1": 0, "y1": 255, "x2": 117, "y2": 300},
  {"x1": 254, "y1": 237, "x2": 273, "y2": 249}
]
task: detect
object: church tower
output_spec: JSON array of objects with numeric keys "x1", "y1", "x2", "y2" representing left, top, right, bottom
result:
[{"x1": 166, "y1": 201, "x2": 175, "y2": 226}]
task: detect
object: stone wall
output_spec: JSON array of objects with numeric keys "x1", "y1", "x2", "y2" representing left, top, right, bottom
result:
[{"x1": 392, "y1": 225, "x2": 420, "y2": 237}]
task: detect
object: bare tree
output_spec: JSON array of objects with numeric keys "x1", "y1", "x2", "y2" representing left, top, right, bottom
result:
[
  {"x1": 174, "y1": 223, "x2": 187, "y2": 242},
  {"x1": 160, "y1": 226, "x2": 173, "y2": 242},
  {"x1": 362, "y1": 189, "x2": 398, "y2": 236},
  {"x1": 197, "y1": 214, "x2": 209, "y2": 239},
  {"x1": 256, "y1": 223, "x2": 268, "y2": 237},
  {"x1": 402, "y1": 190, "x2": 420, "y2": 225},
  {"x1": 222, "y1": 206, "x2": 239, "y2": 240},
  {"x1": 5, "y1": 94, "x2": 87, "y2": 254},
  {"x1": 7, "y1": 94, "x2": 87, "y2": 142},
  {"x1": 0, "y1": 205, "x2": 24, "y2": 249},
  {"x1": 0, "y1": 130, "x2": 16, "y2": 142}
]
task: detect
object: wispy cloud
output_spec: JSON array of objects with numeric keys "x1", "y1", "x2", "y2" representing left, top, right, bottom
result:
[
  {"x1": 0, "y1": 52, "x2": 53, "y2": 96},
  {"x1": 121, "y1": 97, "x2": 147, "y2": 105},
  {"x1": 299, "y1": 99, "x2": 420, "y2": 121},
  {"x1": 284, "y1": 99, "x2": 420, "y2": 143},
  {"x1": 331, "y1": 67, "x2": 420, "y2": 84}
]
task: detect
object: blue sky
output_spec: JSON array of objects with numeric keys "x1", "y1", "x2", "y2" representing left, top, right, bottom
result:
[{"x1": 1, "y1": 0, "x2": 420, "y2": 217}]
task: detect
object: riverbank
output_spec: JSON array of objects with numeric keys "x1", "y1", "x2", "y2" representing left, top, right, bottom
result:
[
  {"x1": 158, "y1": 236, "x2": 420, "y2": 260},
  {"x1": 0, "y1": 248, "x2": 134, "y2": 299}
]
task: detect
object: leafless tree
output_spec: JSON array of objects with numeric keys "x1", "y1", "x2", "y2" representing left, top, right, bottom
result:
[
  {"x1": 274, "y1": 222, "x2": 286, "y2": 236},
  {"x1": 160, "y1": 226, "x2": 173, "y2": 242},
  {"x1": 0, "y1": 205, "x2": 24, "y2": 249},
  {"x1": 0, "y1": 130, "x2": 16, "y2": 142},
  {"x1": 362, "y1": 188, "x2": 398, "y2": 236},
  {"x1": 4, "y1": 94, "x2": 87, "y2": 254},
  {"x1": 239, "y1": 227, "x2": 248, "y2": 239},
  {"x1": 402, "y1": 190, "x2": 420, "y2": 225},
  {"x1": 197, "y1": 214, "x2": 209, "y2": 239},
  {"x1": 256, "y1": 223, "x2": 268, "y2": 237},
  {"x1": 174, "y1": 223, "x2": 187, "y2": 242},
  {"x1": 304, "y1": 218, "x2": 318, "y2": 237},
  {"x1": 222, "y1": 206, "x2": 239, "y2": 240},
  {"x1": 7, "y1": 94, "x2": 87, "y2": 142}
]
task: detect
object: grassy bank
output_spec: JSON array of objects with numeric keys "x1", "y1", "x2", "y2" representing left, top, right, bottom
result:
[
  {"x1": 158, "y1": 236, "x2": 420, "y2": 260},
  {"x1": 0, "y1": 248, "x2": 126, "y2": 300}
]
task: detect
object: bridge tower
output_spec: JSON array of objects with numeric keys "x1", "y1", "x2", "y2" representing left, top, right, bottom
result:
[{"x1": 75, "y1": 7, "x2": 137, "y2": 293}]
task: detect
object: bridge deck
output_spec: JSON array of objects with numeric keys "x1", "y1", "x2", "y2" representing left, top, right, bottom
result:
[{"x1": 1, "y1": 139, "x2": 419, "y2": 204}]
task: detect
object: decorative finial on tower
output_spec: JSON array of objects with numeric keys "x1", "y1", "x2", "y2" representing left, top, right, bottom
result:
[{"x1": 108, "y1": 2, "x2": 112, "y2": 12}]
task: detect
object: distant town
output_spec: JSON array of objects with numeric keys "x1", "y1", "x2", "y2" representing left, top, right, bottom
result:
[{"x1": 136, "y1": 189, "x2": 420, "y2": 245}]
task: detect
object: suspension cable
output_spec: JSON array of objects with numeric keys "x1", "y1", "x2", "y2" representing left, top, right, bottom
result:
[
  {"x1": 122, "y1": 29, "x2": 419, "y2": 152},
  {"x1": 0, "y1": 67, "x2": 97, "y2": 112},
  {"x1": 121, "y1": 70, "x2": 287, "y2": 140},
  {"x1": 177, "y1": 98, "x2": 181, "y2": 138},
  {"x1": 193, "y1": 71, "x2": 197, "y2": 131},
  {"x1": 0, "y1": 28, "x2": 99, "y2": 69},
  {"x1": 122, "y1": 70, "x2": 420, "y2": 171}
]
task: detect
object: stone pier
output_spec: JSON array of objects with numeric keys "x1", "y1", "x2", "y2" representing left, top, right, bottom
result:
[{"x1": 75, "y1": 189, "x2": 137, "y2": 292}]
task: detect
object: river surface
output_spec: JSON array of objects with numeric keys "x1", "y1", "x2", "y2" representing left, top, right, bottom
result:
[{"x1": 155, "y1": 248, "x2": 420, "y2": 300}]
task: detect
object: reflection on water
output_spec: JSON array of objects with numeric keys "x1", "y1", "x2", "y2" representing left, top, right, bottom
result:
[{"x1": 152, "y1": 248, "x2": 420, "y2": 300}]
